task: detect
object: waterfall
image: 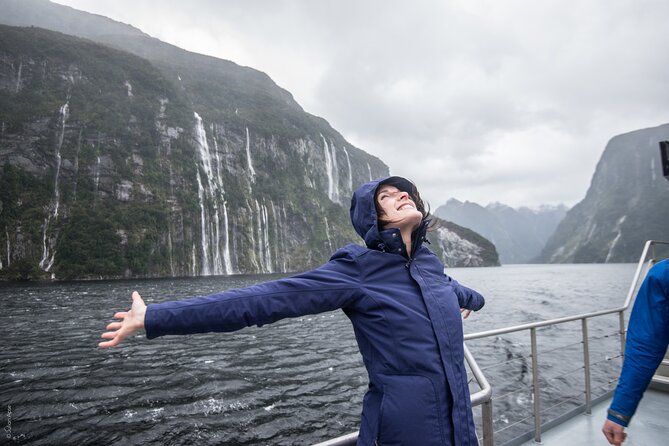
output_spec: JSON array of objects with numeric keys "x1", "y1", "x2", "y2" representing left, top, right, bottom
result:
[
  {"x1": 5, "y1": 229, "x2": 10, "y2": 268},
  {"x1": 343, "y1": 146, "x2": 353, "y2": 192},
  {"x1": 213, "y1": 136, "x2": 224, "y2": 188},
  {"x1": 124, "y1": 81, "x2": 133, "y2": 97},
  {"x1": 367, "y1": 162, "x2": 373, "y2": 181},
  {"x1": 321, "y1": 135, "x2": 340, "y2": 202},
  {"x1": 262, "y1": 203, "x2": 272, "y2": 273},
  {"x1": 15, "y1": 62, "x2": 22, "y2": 93},
  {"x1": 94, "y1": 156, "x2": 101, "y2": 194},
  {"x1": 195, "y1": 170, "x2": 211, "y2": 276},
  {"x1": 280, "y1": 202, "x2": 289, "y2": 272},
  {"x1": 167, "y1": 230, "x2": 175, "y2": 277},
  {"x1": 270, "y1": 201, "x2": 281, "y2": 273},
  {"x1": 193, "y1": 112, "x2": 227, "y2": 275},
  {"x1": 191, "y1": 244, "x2": 197, "y2": 276},
  {"x1": 251, "y1": 200, "x2": 262, "y2": 272},
  {"x1": 245, "y1": 127, "x2": 256, "y2": 182},
  {"x1": 322, "y1": 135, "x2": 334, "y2": 199},
  {"x1": 329, "y1": 139, "x2": 340, "y2": 202},
  {"x1": 222, "y1": 201, "x2": 233, "y2": 275},
  {"x1": 72, "y1": 129, "x2": 82, "y2": 201},
  {"x1": 254, "y1": 200, "x2": 263, "y2": 272},
  {"x1": 324, "y1": 217, "x2": 334, "y2": 252},
  {"x1": 39, "y1": 101, "x2": 68, "y2": 272}
]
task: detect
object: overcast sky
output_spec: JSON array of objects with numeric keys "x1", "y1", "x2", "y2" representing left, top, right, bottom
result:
[{"x1": 52, "y1": 0, "x2": 669, "y2": 208}]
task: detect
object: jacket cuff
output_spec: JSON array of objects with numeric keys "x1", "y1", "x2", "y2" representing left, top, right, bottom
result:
[
  {"x1": 607, "y1": 409, "x2": 630, "y2": 427},
  {"x1": 143, "y1": 304, "x2": 161, "y2": 340}
]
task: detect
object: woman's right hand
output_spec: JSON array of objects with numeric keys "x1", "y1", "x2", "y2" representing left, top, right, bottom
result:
[{"x1": 99, "y1": 291, "x2": 147, "y2": 348}]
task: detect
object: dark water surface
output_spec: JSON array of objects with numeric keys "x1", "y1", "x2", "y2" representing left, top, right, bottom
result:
[{"x1": 1, "y1": 264, "x2": 636, "y2": 445}]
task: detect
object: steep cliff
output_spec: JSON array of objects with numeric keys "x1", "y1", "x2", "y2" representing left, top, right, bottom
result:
[
  {"x1": 0, "y1": 25, "x2": 391, "y2": 279},
  {"x1": 536, "y1": 124, "x2": 669, "y2": 263}
]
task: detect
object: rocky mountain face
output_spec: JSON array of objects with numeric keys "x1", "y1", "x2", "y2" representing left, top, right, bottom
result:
[
  {"x1": 537, "y1": 124, "x2": 669, "y2": 263},
  {"x1": 434, "y1": 200, "x2": 567, "y2": 264},
  {"x1": 425, "y1": 218, "x2": 500, "y2": 267},
  {"x1": 0, "y1": 1, "x2": 498, "y2": 279}
]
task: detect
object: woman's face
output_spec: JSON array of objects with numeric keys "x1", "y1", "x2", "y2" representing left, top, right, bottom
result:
[{"x1": 376, "y1": 185, "x2": 423, "y2": 232}]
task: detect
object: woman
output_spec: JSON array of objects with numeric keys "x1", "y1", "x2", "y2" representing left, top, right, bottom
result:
[{"x1": 100, "y1": 176, "x2": 485, "y2": 446}]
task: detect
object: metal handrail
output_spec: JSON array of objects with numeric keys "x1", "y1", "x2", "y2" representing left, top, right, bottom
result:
[{"x1": 463, "y1": 239, "x2": 669, "y2": 444}]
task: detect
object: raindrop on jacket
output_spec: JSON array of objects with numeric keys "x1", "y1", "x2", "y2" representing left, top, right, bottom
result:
[{"x1": 144, "y1": 177, "x2": 485, "y2": 446}]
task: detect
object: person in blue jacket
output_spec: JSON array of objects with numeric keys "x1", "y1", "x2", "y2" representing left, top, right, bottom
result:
[
  {"x1": 602, "y1": 258, "x2": 669, "y2": 446},
  {"x1": 99, "y1": 176, "x2": 485, "y2": 446}
]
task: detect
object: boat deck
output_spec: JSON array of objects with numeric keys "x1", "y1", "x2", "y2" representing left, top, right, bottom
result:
[{"x1": 519, "y1": 389, "x2": 669, "y2": 446}]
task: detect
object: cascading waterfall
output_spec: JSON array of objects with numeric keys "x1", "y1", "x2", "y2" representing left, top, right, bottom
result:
[
  {"x1": 245, "y1": 127, "x2": 256, "y2": 182},
  {"x1": 5, "y1": 229, "x2": 9, "y2": 268},
  {"x1": 212, "y1": 134, "x2": 224, "y2": 188},
  {"x1": 343, "y1": 146, "x2": 353, "y2": 192},
  {"x1": 195, "y1": 170, "x2": 211, "y2": 276},
  {"x1": 262, "y1": 202, "x2": 273, "y2": 273},
  {"x1": 367, "y1": 162, "x2": 373, "y2": 181},
  {"x1": 254, "y1": 200, "x2": 264, "y2": 272},
  {"x1": 94, "y1": 156, "x2": 101, "y2": 194},
  {"x1": 279, "y1": 203, "x2": 289, "y2": 271},
  {"x1": 191, "y1": 244, "x2": 197, "y2": 277},
  {"x1": 329, "y1": 139, "x2": 340, "y2": 201},
  {"x1": 72, "y1": 129, "x2": 82, "y2": 200},
  {"x1": 193, "y1": 112, "x2": 231, "y2": 276},
  {"x1": 321, "y1": 135, "x2": 340, "y2": 203},
  {"x1": 322, "y1": 135, "x2": 334, "y2": 199},
  {"x1": 270, "y1": 201, "x2": 281, "y2": 273},
  {"x1": 15, "y1": 61, "x2": 22, "y2": 93},
  {"x1": 324, "y1": 216, "x2": 334, "y2": 252},
  {"x1": 222, "y1": 202, "x2": 233, "y2": 275},
  {"x1": 39, "y1": 101, "x2": 68, "y2": 272},
  {"x1": 167, "y1": 231, "x2": 175, "y2": 277}
]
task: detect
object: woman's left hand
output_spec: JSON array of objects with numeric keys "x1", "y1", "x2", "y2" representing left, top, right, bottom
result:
[{"x1": 460, "y1": 308, "x2": 473, "y2": 319}]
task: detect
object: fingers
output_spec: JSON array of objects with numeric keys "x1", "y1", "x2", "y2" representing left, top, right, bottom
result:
[
  {"x1": 106, "y1": 322, "x2": 122, "y2": 330},
  {"x1": 460, "y1": 309, "x2": 472, "y2": 319},
  {"x1": 602, "y1": 421, "x2": 626, "y2": 446},
  {"x1": 113, "y1": 311, "x2": 128, "y2": 319}
]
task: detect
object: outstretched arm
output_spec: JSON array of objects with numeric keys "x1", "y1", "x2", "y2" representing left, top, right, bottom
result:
[{"x1": 99, "y1": 291, "x2": 147, "y2": 348}]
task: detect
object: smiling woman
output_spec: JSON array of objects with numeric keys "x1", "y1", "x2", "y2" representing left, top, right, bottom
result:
[{"x1": 100, "y1": 176, "x2": 485, "y2": 446}]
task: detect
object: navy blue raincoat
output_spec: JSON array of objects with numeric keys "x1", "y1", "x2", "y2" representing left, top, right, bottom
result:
[{"x1": 145, "y1": 177, "x2": 485, "y2": 445}]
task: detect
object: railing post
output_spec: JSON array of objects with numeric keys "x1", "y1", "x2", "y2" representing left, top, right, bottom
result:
[
  {"x1": 531, "y1": 327, "x2": 541, "y2": 443},
  {"x1": 619, "y1": 310, "x2": 626, "y2": 359},
  {"x1": 582, "y1": 318, "x2": 592, "y2": 414},
  {"x1": 482, "y1": 400, "x2": 493, "y2": 446}
]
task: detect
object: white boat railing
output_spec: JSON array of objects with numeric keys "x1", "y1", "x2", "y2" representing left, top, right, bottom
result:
[{"x1": 314, "y1": 240, "x2": 668, "y2": 446}]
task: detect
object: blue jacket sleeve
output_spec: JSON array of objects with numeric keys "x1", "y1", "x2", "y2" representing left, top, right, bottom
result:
[
  {"x1": 144, "y1": 249, "x2": 362, "y2": 339},
  {"x1": 445, "y1": 274, "x2": 485, "y2": 311},
  {"x1": 608, "y1": 260, "x2": 669, "y2": 426}
]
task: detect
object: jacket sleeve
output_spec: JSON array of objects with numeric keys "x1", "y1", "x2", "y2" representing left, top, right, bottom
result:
[
  {"x1": 608, "y1": 260, "x2": 669, "y2": 426},
  {"x1": 444, "y1": 274, "x2": 485, "y2": 311},
  {"x1": 144, "y1": 249, "x2": 362, "y2": 339}
]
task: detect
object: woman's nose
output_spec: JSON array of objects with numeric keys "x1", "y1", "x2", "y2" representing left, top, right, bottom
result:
[{"x1": 398, "y1": 191, "x2": 409, "y2": 201}]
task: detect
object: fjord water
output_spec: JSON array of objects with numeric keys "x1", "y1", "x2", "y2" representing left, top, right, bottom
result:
[{"x1": 1, "y1": 263, "x2": 636, "y2": 445}]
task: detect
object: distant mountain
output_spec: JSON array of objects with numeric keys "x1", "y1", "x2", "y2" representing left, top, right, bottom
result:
[
  {"x1": 434, "y1": 199, "x2": 567, "y2": 264},
  {"x1": 536, "y1": 124, "x2": 669, "y2": 263},
  {"x1": 0, "y1": 1, "x2": 498, "y2": 279}
]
